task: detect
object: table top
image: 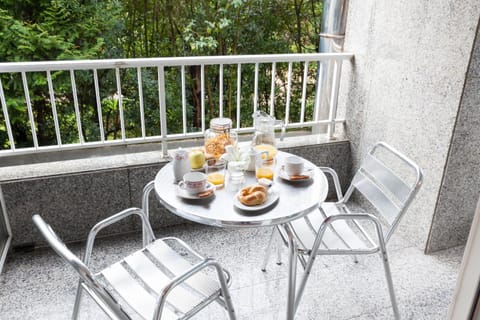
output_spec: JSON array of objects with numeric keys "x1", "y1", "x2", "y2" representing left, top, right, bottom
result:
[{"x1": 154, "y1": 151, "x2": 328, "y2": 228}]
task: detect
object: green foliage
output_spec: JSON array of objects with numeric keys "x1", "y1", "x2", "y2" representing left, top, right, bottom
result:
[
  {"x1": 0, "y1": 0, "x2": 322, "y2": 150},
  {"x1": 0, "y1": 0, "x2": 122, "y2": 148}
]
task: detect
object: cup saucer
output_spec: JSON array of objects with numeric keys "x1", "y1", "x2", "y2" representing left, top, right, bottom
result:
[
  {"x1": 279, "y1": 166, "x2": 313, "y2": 182},
  {"x1": 176, "y1": 182, "x2": 216, "y2": 199}
]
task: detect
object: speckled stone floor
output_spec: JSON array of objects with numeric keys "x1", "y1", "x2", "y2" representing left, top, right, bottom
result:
[{"x1": 0, "y1": 222, "x2": 464, "y2": 319}]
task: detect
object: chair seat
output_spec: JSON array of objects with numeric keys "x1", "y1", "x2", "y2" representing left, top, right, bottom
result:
[
  {"x1": 100, "y1": 239, "x2": 221, "y2": 320},
  {"x1": 289, "y1": 202, "x2": 375, "y2": 253}
]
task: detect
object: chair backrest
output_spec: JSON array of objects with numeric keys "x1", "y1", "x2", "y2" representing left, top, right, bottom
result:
[
  {"x1": 32, "y1": 215, "x2": 128, "y2": 319},
  {"x1": 342, "y1": 142, "x2": 423, "y2": 242}
]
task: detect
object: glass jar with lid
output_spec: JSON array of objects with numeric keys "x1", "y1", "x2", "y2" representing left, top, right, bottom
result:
[{"x1": 204, "y1": 117, "x2": 237, "y2": 159}]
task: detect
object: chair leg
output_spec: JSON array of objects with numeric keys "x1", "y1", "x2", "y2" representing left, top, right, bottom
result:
[
  {"x1": 380, "y1": 247, "x2": 400, "y2": 320},
  {"x1": 72, "y1": 281, "x2": 83, "y2": 320},
  {"x1": 213, "y1": 264, "x2": 236, "y2": 320},
  {"x1": 293, "y1": 253, "x2": 318, "y2": 312},
  {"x1": 261, "y1": 228, "x2": 277, "y2": 271}
]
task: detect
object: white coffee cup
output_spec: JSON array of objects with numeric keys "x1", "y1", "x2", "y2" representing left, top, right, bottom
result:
[
  {"x1": 284, "y1": 156, "x2": 304, "y2": 176},
  {"x1": 180, "y1": 172, "x2": 207, "y2": 194}
]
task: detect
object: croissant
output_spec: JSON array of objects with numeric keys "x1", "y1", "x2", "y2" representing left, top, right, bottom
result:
[{"x1": 238, "y1": 184, "x2": 268, "y2": 206}]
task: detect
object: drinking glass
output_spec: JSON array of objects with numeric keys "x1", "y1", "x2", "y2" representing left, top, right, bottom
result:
[
  {"x1": 255, "y1": 156, "x2": 275, "y2": 181},
  {"x1": 205, "y1": 159, "x2": 226, "y2": 188}
]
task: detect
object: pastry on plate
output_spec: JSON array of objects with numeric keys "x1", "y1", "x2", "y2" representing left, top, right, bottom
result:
[{"x1": 237, "y1": 184, "x2": 268, "y2": 206}]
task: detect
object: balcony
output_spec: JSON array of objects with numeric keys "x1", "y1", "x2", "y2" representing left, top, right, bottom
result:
[
  {"x1": 1, "y1": 0, "x2": 480, "y2": 317},
  {"x1": 0, "y1": 53, "x2": 353, "y2": 247}
]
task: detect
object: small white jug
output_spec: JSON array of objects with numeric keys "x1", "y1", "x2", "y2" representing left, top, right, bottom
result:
[
  {"x1": 246, "y1": 148, "x2": 268, "y2": 171},
  {"x1": 172, "y1": 148, "x2": 190, "y2": 183}
]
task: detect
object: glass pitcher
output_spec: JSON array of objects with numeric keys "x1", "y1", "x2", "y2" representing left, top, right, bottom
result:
[
  {"x1": 251, "y1": 111, "x2": 284, "y2": 159},
  {"x1": 251, "y1": 111, "x2": 285, "y2": 146}
]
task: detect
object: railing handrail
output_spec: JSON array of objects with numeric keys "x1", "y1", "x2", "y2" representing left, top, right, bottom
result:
[
  {"x1": 0, "y1": 53, "x2": 353, "y2": 73},
  {"x1": 0, "y1": 53, "x2": 353, "y2": 158}
]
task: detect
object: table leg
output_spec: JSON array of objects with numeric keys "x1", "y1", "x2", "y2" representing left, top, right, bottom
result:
[{"x1": 284, "y1": 223, "x2": 298, "y2": 320}]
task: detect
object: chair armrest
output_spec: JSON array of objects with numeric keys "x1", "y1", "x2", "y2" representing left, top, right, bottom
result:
[
  {"x1": 318, "y1": 167, "x2": 344, "y2": 201},
  {"x1": 142, "y1": 180, "x2": 155, "y2": 218},
  {"x1": 309, "y1": 212, "x2": 387, "y2": 256},
  {"x1": 322, "y1": 213, "x2": 384, "y2": 236},
  {"x1": 153, "y1": 257, "x2": 231, "y2": 320},
  {"x1": 83, "y1": 207, "x2": 155, "y2": 266}
]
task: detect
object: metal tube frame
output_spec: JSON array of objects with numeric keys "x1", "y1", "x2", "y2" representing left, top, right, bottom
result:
[
  {"x1": 67, "y1": 182, "x2": 235, "y2": 320},
  {"x1": 0, "y1": 186, "x2": 12, "y2": 275},
  {"x1": 153, "y1": 257, "x2": 236, "y2": 320},
  {"x1": 261, "y1": 142, "x2": 421, "y2": 319},
  {"x1": 292, "y1": 213, "x2": 399, "y2": 319},
  {"x1": 142, "y1": 180, "x2": 156, "y2": 245},
  {"x1": 72, "y1": 207, "x2": 155, "y2": 319},
  {"x1": 0, "y1": 53, "x2": 353, "y2": 158}
]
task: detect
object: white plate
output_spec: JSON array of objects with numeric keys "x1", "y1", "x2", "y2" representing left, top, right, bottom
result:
[
  {"x1": 233, "y1": 190, "x2": 279, "y2": 211},
  {"x1": 176, "y1": 182, "x2": 216, "y2": 199},
  {"x1": 278, "y1": 166, "x2": 313, "y2": 182}
]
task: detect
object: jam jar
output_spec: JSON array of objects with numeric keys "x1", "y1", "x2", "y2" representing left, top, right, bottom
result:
[{"x1": 204, "y1": 117, "x2": 237, "y2": 159}]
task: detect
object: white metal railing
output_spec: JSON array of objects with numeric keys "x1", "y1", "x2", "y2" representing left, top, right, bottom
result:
[{"x1": 0, "y1": 53, "x2": 353, "y2": 158}]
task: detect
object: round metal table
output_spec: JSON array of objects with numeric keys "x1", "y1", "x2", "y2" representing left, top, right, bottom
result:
[
  {"x1": 153, "y1": 151, "x2": 328, "y2": 320},
  {"x1": 154, "y1": 151, "x2": 328, "y2": 228}
]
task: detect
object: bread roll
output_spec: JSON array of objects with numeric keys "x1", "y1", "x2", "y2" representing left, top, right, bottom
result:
[{"x1": 238, "y1": 184, "x2": 268, "y2": 206}]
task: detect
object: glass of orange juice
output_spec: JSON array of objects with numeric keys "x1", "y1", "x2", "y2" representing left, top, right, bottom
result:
[
  {"x1": 255, "y1": 155, "x2": 275, "y2": 181},
  {"x1": 206, "y1": 159, "x2": 226, "y2": 188}
]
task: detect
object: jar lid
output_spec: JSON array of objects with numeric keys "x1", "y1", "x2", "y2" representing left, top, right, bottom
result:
[{"x1": 210, "y1": 117, "x2": 232, "y2": 130}]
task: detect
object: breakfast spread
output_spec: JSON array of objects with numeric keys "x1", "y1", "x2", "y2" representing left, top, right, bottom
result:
[
  {"x1": 237, "y1": 184, "x2": 268, "y2": 206},
  {"x1": 173, "y1": 115, "x2": 314, "y2": 205}
]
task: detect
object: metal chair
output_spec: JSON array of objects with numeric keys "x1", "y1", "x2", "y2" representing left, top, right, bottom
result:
[
  {"x1": 33, "y1": 208, "x2": 236, "y2": 320},
  {"x1": 262, "y1": 141, "x2": 423, "y2": 319}
]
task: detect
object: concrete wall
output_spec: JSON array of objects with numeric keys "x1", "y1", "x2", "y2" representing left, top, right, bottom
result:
[
  {"x1": 427, "y1": 23, "x2": 480, "y2": 252},
  {"x1": 337, "y1": 1, "x2": 480, "y2": 250},
  {"x1": 0, "y1": 140, "x2": 351, "y2": 247}
]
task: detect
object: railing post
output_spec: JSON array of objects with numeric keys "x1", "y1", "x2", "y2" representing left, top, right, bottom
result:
[
  {"x1": 93, "y1": 69, "x2": 106, "y2": 143},
  {"x1": 137, "y1": 67, "x2": 146, "y2": 139},
  {"x1": 21, "y1": 72, "x2": 39, "y2": 148},
  {"x1": 327, "y1": 60, "x2": 342, "y2": 139},
  {"x1": 0, "y1": 79, "x2": 15, "y2": 151},
  {"x1": 115, "y1": 68, "x2": 126, "y2": 141},
  {"x1": 158, "y1": 66, "x2": 170, "y2": 160},
  {"x1": 312, "y1": 62, "x2": 323, "y2": 135}
]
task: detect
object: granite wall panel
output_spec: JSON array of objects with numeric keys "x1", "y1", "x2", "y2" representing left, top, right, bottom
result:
[
  {"x1": 1, "y1": 142, "x2": 351, "y2": 247},
  {"x1": 3, "y1": 169, "x2": 131, "y2": 247},
  {"x1": 337, "y1": 0, "x2": 480, "y2": 250},
  {"x1": 426, "y1": 23, "x2": 480, "y2": 252},
  {"x1": 127, "y1": 163, "x2": 188, "y2": 232}
]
